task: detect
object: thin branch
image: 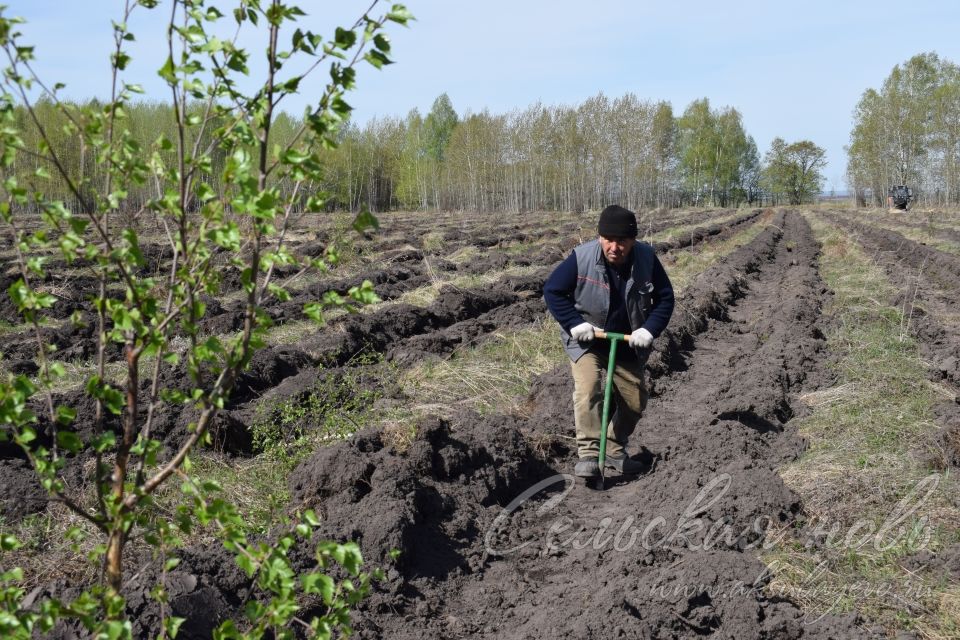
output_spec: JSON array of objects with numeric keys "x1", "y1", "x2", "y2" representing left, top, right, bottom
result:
[{"x1": 4, "y1": 220, "x2": 58, "y2": 456}]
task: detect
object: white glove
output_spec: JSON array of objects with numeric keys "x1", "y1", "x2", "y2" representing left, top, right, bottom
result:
[
  {"x1": 628, "y1": 327, "x2": 654, "y2": 349},
  {"x1": 570, "y1": 322, "x2": 597, "y2": 343}
]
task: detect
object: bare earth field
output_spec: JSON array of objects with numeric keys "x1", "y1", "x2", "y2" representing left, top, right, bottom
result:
[{"x1": 1, "y1": 206, "x2": 958, "y2": 638}]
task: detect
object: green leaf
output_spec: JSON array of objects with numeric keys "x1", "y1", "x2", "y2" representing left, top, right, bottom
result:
[
  {"x1": 373, "y1": 33, "x2": 391, "y2": 53},
  {"x1": 195, "y1": 182, "x2": 216, "y2": 202},
  {"x1": 236, "y1": 553, "x2": 257, "y2": 578},
  {"x1": 333, "y1": 27, "x2": 357, "y2": 50},
  {"x1": 158, "y1": 55, "x2": 176, "y2": 83},
  {"x1": 305, "y1": 194, "x2": 327, "y2": 212},
  {"x1": 303, "y1": 302, "x2": 324, "y2": 323},
  {"x1": 55, "y1": 404, "x2": 76, "y2": 426},
  {"x1": 103, "y1": 619, "x2": 131, "y2": 640},
  {"x1": 387, "y1": 5, "x2": 414, "y2": 26},
  {"x1": 90, "y1": 431, "x2": 116, "y2": 452},
  {"x1": 363, "y1": 49, "x2": 391, "y2": 70},
  {"x1": 87, "y1": 376, "x2": 125, "y2": 415},
  {"x1": 302, "y1": 572, "x2": 335, "y2": 604},
  {"x1": 267, "y1": 283, "x2": 290, "y2": 302},
  {"x1": 348, "y1": 280, "x2": 380, "y2": 305},
  {"x1": 165, "y1": 617, "x2": 185, "y2": 638},
  {"x1": 16, "y1": 426, "x2": 37, "y2": 445},
  {"x1": 0, "y1": 534, "x2": 22, "y2": 551},
  {"x1": 280, "y1": 148, "x2": 310, "y2": 165},
  {"x1": 338, "y1": 542, "x2": 363, "y2": 576},
  {"x1": 208, "y1": 221, "x2": 241, "y2": 251},
  {"x1": 352, "y1": 209, "x2": 379, "y2": 233},
  {"x1": 56, "y1": 430, "x2": 83, "y2": 454}
]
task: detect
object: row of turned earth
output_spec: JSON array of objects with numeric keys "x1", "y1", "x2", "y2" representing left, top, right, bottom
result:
[
  {"x1": 821, "y1": 211, "x2": 960, "y2": 470},
  {"x1": 0, "y1": 209, "x2": 760, "y2": 370},
  {"x1": 0, "y1": 208, "x2": 766, "y2": 526},
  {"x1": 146, "y1": 210, "x2": 880, "y2": 639}
]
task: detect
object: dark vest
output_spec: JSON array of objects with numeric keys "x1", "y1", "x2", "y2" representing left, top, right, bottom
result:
[{"x1": 560, "y1": 238, "x2": 655, "y2": 362}]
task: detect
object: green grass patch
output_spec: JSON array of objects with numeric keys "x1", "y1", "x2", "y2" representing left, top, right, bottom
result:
[
  {"x1": 762, "y1": 212, "x2": 960, "y2": 638},
  {"x1": 421, "y1": 230, "x2": 444, "y2": 253},
  {"x1": 155, "y1": 353, "x2": 393, "y2": 535},
  {"x1": 249, "y1": 363, "x2": 383, "y2": 460}
]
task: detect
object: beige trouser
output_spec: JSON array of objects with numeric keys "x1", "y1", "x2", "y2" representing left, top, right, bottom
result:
[{"x1": 571, "y1": 347, "x2": 648, "y2": 458}]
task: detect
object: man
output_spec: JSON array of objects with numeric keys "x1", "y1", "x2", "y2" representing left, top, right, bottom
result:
[{"x1": 543, "y1": 205, "x2": 674, "y2": 479}]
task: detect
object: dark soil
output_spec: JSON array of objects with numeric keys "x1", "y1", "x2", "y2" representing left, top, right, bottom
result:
[
  {"x1": 824, "y1": 214, "x2": 960, "y2": 298},
  {"x1": 651, "y1": 208, "x2": 764, "y2": 253},
  {"x1": 0, "y1": 458, "x2": 47, "y2": 522},
  {"x1": 637, "y1": 207, "x2": 738, "y2": 236},
  {"x1": 0, "y1": 209, "x2": 760, "y2": 367},
  {"x1": 5, "y1": 209, "x2": 895, "y2": 637},
  {"x1": 872, "y1": 214, "x2": 960, "y2": 246},
  {"x1": 272, "y1": 211, "x2": 879, "y2": 638}
]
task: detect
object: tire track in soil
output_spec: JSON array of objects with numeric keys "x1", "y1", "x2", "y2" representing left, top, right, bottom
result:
[{"x1": 278, "y1": 211, "x2": 879, "y2": 640}]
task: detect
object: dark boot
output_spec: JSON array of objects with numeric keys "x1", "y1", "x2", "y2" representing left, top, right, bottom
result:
[
  {"x1": 604, "y1": 451, "x2": 643, "y2": 474},
  {"x1": 574, "y1": 457, "x2": 600, "y2": 477}
]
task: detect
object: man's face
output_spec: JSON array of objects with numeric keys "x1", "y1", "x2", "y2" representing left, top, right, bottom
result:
[{"x1": 599, "y1": 235, "x2": 635, "y2": 265}]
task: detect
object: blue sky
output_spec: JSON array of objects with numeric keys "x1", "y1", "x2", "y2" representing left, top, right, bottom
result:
[{"x1": 9, "y1": 1, "x2": 960, "y2": 193}]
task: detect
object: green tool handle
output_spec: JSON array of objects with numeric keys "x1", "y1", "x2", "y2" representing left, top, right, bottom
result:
[{"x1": 594, "y1": 330, "x2": 624, "y2": 475}]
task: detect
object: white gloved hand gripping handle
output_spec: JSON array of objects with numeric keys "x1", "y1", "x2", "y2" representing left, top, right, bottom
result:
[
  {"x1": 570, "y1": 322, "x2": 597, "y2": 343},
  {"x1": 628, "y1": 327, "x2": 654, "y2": 348}
]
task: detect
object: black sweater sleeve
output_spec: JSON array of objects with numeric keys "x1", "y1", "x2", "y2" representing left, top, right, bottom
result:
[
  {"x1": 642, "y1": 254, "x2": 674, "y2": 338},
  {"x1": 543, "y1": 252, "x2": 585, "y2": 332}
]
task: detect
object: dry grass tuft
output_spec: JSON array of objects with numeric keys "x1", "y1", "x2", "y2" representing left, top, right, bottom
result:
[
  {"x1": 798, "y1": 382, "x2": 859, "y2": 408},
  {"x1": 399, "y1": 319, "x2": 563, "y2": 416}
]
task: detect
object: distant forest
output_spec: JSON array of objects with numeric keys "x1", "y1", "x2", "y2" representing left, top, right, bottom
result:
[{"x1": 10, "y1": 93, "x2": 827, "y2": 213}]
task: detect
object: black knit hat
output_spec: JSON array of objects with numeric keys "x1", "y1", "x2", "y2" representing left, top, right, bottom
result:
[{"x1": 597, "y1": 205, "x2": 638, "y2": 238}]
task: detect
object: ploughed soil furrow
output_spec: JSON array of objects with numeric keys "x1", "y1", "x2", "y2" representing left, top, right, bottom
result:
[
  {"x1": 650, "y1": 209, "x2": 763, "y2": 254},
  {"x1": 26, "y1": 210, "x2": 879, "y2": 638},
  {"x1": 0, "y1": 211, "x2": 764, "y2": 377},
  {"x1": 0, "y1": 208, "x2": 773, "y2": 531},
  {"x1": 246, "y1": 209, "x2": 768, "y2": 392},
  {"x1": 0, "y1": 209, "x2": 776, "y2": 525},
  {"x1": 875, "y1": 216, "x2": 960, "y2": 246},
  {"x1": 822, "y1": 213, "x2": 960, "y2": 470},
  {"x1": 637, "y1": 208, "x2": 739, "y2": 236},
  {"x1": 825, "y1": 213, "x2": 960, "y2": 389},
  {"x1": 824, "y1": 214, "x2": 960, "y2": 298},
  {"x1": 271, "y1": 211, "x2": 878, "y2": 639}
]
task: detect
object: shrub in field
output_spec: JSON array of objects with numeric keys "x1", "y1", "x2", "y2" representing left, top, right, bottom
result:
[{"x1": 0, "y1": 0, "x2": 410, "y2": 636}]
